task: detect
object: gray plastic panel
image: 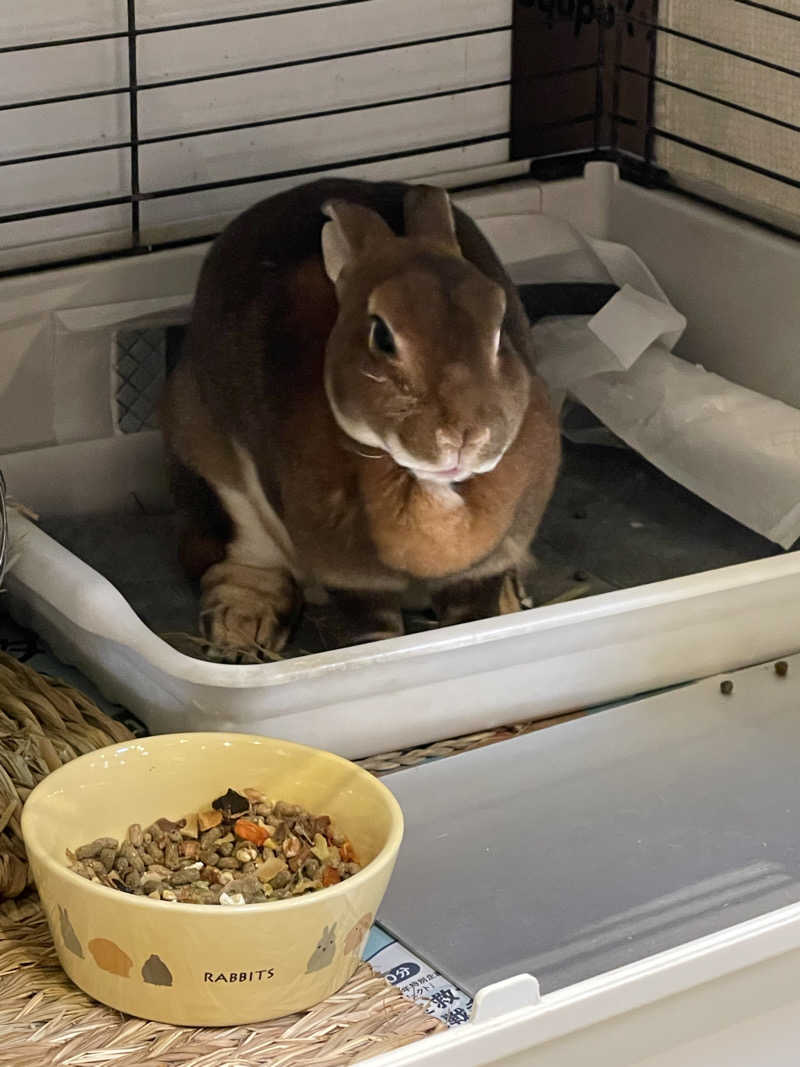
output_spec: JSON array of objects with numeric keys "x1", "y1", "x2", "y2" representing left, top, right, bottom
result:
[
  {"x1": 114, "y1": 329, "x2": 166, "y2": 434},
  {"x1": 378, "y1": 659, "x2": 800, "y2": 996}
]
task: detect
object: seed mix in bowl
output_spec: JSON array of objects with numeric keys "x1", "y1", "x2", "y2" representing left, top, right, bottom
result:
[{"x1": 66, "y1": 788, "x2": 362, "y2": 905}]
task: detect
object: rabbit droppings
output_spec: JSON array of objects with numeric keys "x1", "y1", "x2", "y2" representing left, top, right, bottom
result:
[{"x1": 161, "y1": 179, "x2": 560, "y2": 660}]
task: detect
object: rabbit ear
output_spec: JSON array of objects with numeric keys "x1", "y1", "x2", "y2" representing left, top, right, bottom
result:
[
  {"x1": 321, "y1": 200, "x2": 394, "y2": 284},
  {"x1": 403, "y1": 185, "x2": 460, "y2": 255}
]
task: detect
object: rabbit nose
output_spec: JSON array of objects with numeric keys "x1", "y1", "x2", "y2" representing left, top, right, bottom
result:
[
  {"x1": 436, "y1": 427, "x2": 490, "y2": 450},
  {"x1": 436, "y1": 428, "x2": 463, "y2": 450},
  {"x1": 464, "y1": 427, "x2": 490, "y2": 450},
  {"x1": 436, "y1": 426, "x2": 490, "y2": 461}
]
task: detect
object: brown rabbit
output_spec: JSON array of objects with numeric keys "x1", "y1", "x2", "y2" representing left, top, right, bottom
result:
[{"x1": 161, "y1": 178, "x2": 560, "y2": 659}]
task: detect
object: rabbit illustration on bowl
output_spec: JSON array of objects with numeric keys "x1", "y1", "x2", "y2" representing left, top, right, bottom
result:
[
  {"x1": 162, "y1": 178, "x2": 560, "y2": 659},
  {"x1": 306, "y1": 924, "x2": 337, "y2": 974}
]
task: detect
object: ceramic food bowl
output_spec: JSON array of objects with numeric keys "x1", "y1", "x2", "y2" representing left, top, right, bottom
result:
[{"x1": 22, "y1": 732, "x2": 403, "y2": 1025}]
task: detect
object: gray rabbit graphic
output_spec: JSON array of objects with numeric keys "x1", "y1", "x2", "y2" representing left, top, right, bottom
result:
[
  {"x1": 306, "y1": 923, "x2": 337, "y2": 973},
  {"x1": 58, "y1": 906, "x2": 83, "y2": 959}
]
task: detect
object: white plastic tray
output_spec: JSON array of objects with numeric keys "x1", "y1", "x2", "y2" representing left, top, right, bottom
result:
[
  {"x1": 4, "y1": 166, "x2": 800, "y2": 757},
  {"x1": 6, "y1": 505, "x2": 800, "y2": 758},
  {"x1": 364, "y1": 655, "x2": 800, "y2": 1067}
]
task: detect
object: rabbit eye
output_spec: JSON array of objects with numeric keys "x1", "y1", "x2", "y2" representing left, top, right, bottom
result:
[{"x1": 369, "y1": 315, "x2": 396, "y2": 357}]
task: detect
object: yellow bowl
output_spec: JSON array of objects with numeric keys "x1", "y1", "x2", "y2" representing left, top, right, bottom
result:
[{"x1": 22, "y1": 732, "x2": 403, "y2": 1025}]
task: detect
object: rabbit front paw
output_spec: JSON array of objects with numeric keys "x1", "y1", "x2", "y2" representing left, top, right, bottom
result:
[
  {"x1": 199, "y1": 561, "x2": 298, "y2": 662},
  {"x1": 319, "y1": 588, "x2": 405, "y2": 649},
  {"x1": 432, "y1": 571, "x2": 523, "y2": 629}
]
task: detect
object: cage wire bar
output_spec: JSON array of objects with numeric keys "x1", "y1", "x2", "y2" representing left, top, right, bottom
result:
[
  {"x1": 512, "y1": 0, "x2": 800, "y2": 237},
  {"x1": 0, "y1": 0, "x2": 513, "y2": 276},
  {"x1": 0, "y1": 0, "x2": 797, "y2": 279}
]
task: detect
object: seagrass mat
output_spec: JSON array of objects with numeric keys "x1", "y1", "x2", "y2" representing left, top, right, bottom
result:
[
  {"x1": 0, "y1": 650, "x2": 133, "y2": 899},
  {"x1": 0, "y1": 647, "x2": 444, "y2": 1066},
  {"x1": 356, "y1": 710, "x2": 588, "y2": 774}
]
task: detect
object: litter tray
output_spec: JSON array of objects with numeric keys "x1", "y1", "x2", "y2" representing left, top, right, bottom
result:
[{"x1": 4, "y1": 169, "x2": 800, "y2": 759}]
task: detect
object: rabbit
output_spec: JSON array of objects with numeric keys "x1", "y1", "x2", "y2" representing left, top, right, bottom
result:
[{"x1": 161, "y1": 177, "x2": 560, "y2": 660}]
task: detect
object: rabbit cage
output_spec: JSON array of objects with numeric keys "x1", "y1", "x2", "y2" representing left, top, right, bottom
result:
[
  {"x1": 2, "y1": 0, "x2": 799, "y2": 753},
  {"x1": 3, "y1": 3, "x2": 800, "y2": 1062}
]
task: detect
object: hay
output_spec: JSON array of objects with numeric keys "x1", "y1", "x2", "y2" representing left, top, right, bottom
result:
[{"x1": 356, "y1": 709, "x2": 587, "y2": 773}]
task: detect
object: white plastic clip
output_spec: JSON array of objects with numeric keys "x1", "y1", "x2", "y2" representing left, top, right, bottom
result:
[{"x1": 470, "y1": 974, "x2": 541, "y2": 1025}]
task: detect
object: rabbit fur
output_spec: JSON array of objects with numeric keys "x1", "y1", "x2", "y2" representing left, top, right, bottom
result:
[{"x1": 161, "y1": 178, "x2": 560, "y2": 658}]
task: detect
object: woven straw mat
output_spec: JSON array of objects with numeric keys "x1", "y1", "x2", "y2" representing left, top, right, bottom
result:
[{"x1": 0, "y1": 650, "x2": 133, "y2": 899}]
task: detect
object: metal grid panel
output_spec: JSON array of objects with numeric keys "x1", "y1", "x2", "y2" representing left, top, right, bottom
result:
[
  {"x1": 654, "y1": 0, "x2": 800, "y2": 232},
  {"x1": 2, "y1": 0, "x2": 797, "y2": 278},
  {"x1": 510, "y1": 0, "x2": 799, "y2": 238},
  {"x1": 0, "y1": 0, "x2": 513, "y2": 275}
]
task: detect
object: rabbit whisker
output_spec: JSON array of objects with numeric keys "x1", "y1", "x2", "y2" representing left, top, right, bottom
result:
[{"x1": 340, "y1": 439, "x2": 385, "y2": 460}]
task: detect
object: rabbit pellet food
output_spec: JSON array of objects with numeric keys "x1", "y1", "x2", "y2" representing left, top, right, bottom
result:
[{"x1": 66, "y1": 788, "x2": 361, "y2": 905}]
